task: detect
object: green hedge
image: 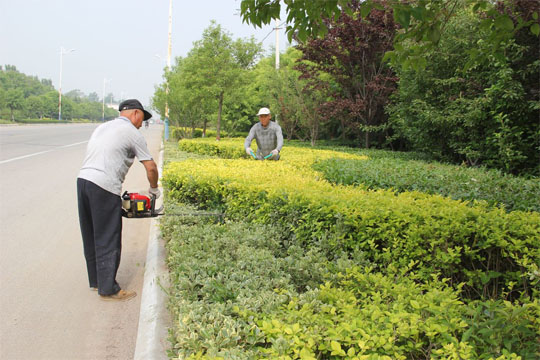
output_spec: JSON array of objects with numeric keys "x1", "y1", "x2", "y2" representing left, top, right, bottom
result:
[
  {"x1": 170, "y1": 127, "x2": 248, "y2": 141},
  {"x1": 164, "y1": 160, "x2": 540, "y2": 298},
  {"x1": 161, "y1": 203, "x2": 539, "y2": 360},
  {"x1": 164, "y1": 157, "x2": 540, "y2": 300},
  {"x1": 162, "y1": 202, "x2": 367, "y2": 359},
  {"x1": 252, "y1": 267, "x2": 539, "y2": 360},
  {"x1": 163, "y1": 140, "x2": 540, "y2": 359},
  {"x1": 177, "y1": 138, "x2": 248, "y2": 159},
  {"x1": 313, "y1": 158, "x2": 540, "y2": 213}
]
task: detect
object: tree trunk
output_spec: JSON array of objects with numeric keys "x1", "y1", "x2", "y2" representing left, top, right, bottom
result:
[
  {"x1": 203, "y1": 119, "x2": 207, "y2": 137},
  {"x1": 365, "y1": 131, "x2": 370, "y2": 149},
  {"x1": 216, "y1": 91, "x2": 224, "y2": 141}
]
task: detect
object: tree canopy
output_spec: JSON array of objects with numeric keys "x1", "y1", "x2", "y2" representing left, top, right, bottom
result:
[
  {"x1": 153, "y1": 22, "x2": 263, "y2": 138},
  {"x1": 0, "y1": 65, "x2": 117, "y2": 121},
  {"x1": 240, "y1": 0, "x2": 539, "y2": 70}
]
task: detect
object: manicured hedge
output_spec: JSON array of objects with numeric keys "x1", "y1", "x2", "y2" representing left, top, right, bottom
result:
[
  {"x1": 161, "y1": 202, "x2": 368, "y2": 359},
  {"x1": 161, "y1": 203, "x2": 539, "y2": 360},
  {"x1": 164, "y1": 139, "x2": 540, "y2": 299},
  {"x1": 170, "y1": 127, "x2": 248, "y2": 141},
  {"x1": 252, "y1": 267, "x2": 539, "y2": 360},
  {"x1": 313, "y1": 157, "x2": 540, "y2": 213},
  {"x1": 162, "y1": 139, "x2": 540, "y2": 359}
]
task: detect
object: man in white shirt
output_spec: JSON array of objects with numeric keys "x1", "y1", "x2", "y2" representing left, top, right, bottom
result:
[
  {"x1": 245, "y1": 107, "x2": 283, "y2": 160},
  {"x1": 77, "y1": 99, "x2": 160, "y2": 301}
]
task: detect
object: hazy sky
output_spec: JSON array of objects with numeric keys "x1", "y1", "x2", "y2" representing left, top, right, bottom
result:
[{"x1": 0, "y1": 0, "x2": 287, "y2": 110}]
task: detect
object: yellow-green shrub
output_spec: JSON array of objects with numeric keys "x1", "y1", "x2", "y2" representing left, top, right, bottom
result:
[
  {"x1": 163, "y1": 139, "x2": 540, "y2": 299},
  {"x1": 252, "y1": 267, "x2": 539, "y2": 360},
  {"x1": 170, "y1": 127, "x2": 229, "y2": 140}
]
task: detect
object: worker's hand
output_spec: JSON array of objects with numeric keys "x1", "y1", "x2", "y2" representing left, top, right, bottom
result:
[
  {"x1": 148, "y1": 187, "x2": 161, "y2": 199},
  {"x1": 271, "y1": 149, "x2": 279, "y2": 157},
  {"x1": 246, "y1": 147, "x2": 253, "y2": 156}
]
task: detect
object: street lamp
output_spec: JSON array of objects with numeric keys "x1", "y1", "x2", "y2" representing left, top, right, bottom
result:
[
  {"x1": 275, "y1": 18, "x2": 281, "y2": 70},
  {"x1": 102, "y1": 77, "x2": 111, "y2": 121},
  {"x1": 58, "y1": 46, "x2": 75, "y2": 121},
  {"x1": 164, "y1": 0, "x2": 172, "y2": 140}
]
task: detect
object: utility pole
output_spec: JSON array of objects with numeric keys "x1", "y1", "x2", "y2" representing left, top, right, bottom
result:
[
  {"x1": 58, "y1": 47, "x2": 75, "y2": 121},
  {"x1": 164, "y1": 0, "x2": 173, "y2": 140},
  {"x1": 275, "y1": 19, "x2": 280, "y2": 125},
  {"x1": 275, "y1": 18, "x2": 280, "y2": 70},
  {"x1": 102, "y1": 78, "x2": 111, "y2": 121}
]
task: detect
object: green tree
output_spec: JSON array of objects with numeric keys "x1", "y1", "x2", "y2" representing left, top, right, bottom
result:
[
  {"x1": 87, "y1": 92, "x2": 100, "y2": 103},
  {"x1": 240, "y1": 0, "x2": 539, "y2": 70},
  {"x1": 253, "y1": 47, "x2": 312, "y2": 141},
  {"x1": 41, "y1": 91, "x2": 60, "y2": 119},
  {"x1": 0, "y1": 65, "x2": 118, "y2": 122},
  {"x1": 25, "y1": 95, "x2": 46, "y2": 119},
  {"x1": 155, "y1": 22, "x2": 262, "y2": 139},
  {"x1": 104, "y1": 93, "x2": 114, "y2": 105},
  {"x1": 387, "y1": 1, "x2": 539, "y2": 175},
  {"x1": 5, "y1": 89, "x2": 24, "y2": 121},
  {"x1": 65, "y1": 89, "x2": 85, "y2": 103}
]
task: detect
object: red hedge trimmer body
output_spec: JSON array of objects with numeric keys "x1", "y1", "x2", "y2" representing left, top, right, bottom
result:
[
  {"x1": 121, "y1": 191, "x2": 223, "y2": 221},
  {"x1": 121, "y1": 191, "x2": 162, "y2": 218}
]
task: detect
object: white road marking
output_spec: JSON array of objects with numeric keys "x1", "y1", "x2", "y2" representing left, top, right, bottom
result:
[{"x1": 0, "y1": 140, "x2": 88, "y2": 165}]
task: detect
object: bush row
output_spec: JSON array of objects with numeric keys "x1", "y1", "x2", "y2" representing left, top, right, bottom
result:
[
  {"x1": 163, "y1": 138, "x2": 540, "y2": 300},
  {"x1": 170, "y1": 127, "x2": 248, "y2": 141},
  {"x1": 289, "y1": 140, "x2": 435, "y2": 162},
  {"x1": 161, "y1": 201, "x2": 366, "y2": 359},
  {"x1": 313, "y1": 158, "x2": 540, "y2": 213},
  {"x1": 253, "y1": 267, "x2": 539, "y2": 360},
  {"x1": 161, "y1": 202, "x2": 539, "y2": 360}
]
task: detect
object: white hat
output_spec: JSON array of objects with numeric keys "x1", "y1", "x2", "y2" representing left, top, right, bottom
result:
[{"x1": 257, "y1": 107, "x2": 271, "y2": 116}]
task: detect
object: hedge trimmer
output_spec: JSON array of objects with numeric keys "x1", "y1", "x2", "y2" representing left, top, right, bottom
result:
[
  {"x1": 121, "y1": 191, "x2": 223, "y2": 221},
  {"x1": 250, "y1": 150, "x2": 274, "y2": 160}
]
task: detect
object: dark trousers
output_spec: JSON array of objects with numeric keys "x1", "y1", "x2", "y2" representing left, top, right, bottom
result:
[{"x1": 77, "y1": 178, "x2": 122, "y2": 296}]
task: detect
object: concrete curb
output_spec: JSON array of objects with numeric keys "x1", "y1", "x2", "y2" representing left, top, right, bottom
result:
[{"x1": 134, "y1": 143, "x2": 170, "y2": 360}]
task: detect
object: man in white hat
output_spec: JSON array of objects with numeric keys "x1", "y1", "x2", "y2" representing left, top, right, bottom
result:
[{"x1": 244, "y1": 107, "x2": 283, "y2": 160}]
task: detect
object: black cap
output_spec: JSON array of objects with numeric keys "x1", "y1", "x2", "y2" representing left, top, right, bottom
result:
[{"x1": 118, "y1": 99, "x2": 152, "y2": 121}]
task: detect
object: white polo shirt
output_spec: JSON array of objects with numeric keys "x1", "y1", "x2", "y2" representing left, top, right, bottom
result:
[{"x1": 78, "y1": 116, "x2": 153, "y2": 195}]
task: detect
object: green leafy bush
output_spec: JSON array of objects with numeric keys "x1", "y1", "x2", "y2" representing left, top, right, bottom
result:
[
  {"x1": 386, "y1": 5, "x2": 539, "y2": 176},
  {"x1": 162, "y1": 201, "x2": 366, "y2": 359},
  {"x1": 170, "y1": 126, "x2": 203, "y2": 140},
  {"x1": 164, "y1": 155, "x2": 540, "y2": 299},
  {"x1": 177, "y1": 138, "x2": 248, "y2": 159},
  {"x1": 313, "y1": 157, "x2": 540, "y2": 212},
  {"x1": 170, "y1": 127, "x2": 247, "y2": 141},
  {"x1": 252, "y1": 267, "x2": 539, "y2": 360},
  {"x1": 162, "y1": 139, "x2": 540, "y2": 359}
]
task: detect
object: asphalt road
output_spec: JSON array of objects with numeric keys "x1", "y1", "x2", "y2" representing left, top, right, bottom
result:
[{"x1": 0, "y1": 123, "x2": 164, "y2": 360}]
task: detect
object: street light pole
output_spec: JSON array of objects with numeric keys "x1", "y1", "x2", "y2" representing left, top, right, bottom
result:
[
  {"x1": 102, "y1": 78, "x2": 111, "y2": 121},
  {"x1": 275, "y1": 19, "x2": 281, "y2": 125},
  {"x1": 164, "y1": 0, "x2": 173, "y2": 140},
  {"x1": 58, "y1": 46, "x2": 75, "y2": 121},
  {"x1": 275, "y1": 18, "x2": 280, "y2": 70}
]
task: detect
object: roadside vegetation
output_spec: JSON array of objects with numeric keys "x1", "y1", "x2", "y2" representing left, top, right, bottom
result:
[
  {"x1": 0, "y1": 65, "x2": 118, "y2": 122},
  {"x1": 161, "y1": 139, "x2": 539, "y2": 359},
  {"x1": 156, "y1": 2, "x2": 539, "y2": 357},
  {"x1": 154, "y1": 0, "x2": 539, "y2": 177}
]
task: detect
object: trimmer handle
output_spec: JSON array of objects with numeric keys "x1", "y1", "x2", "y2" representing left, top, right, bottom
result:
[{"x1": 149, "y1": 194, "x2": 164, "y2": 216}]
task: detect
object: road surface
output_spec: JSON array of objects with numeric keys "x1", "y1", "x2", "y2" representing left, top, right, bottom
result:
[{"x1": 0, "y1": 123, "x2": 163, "y2": 360}]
